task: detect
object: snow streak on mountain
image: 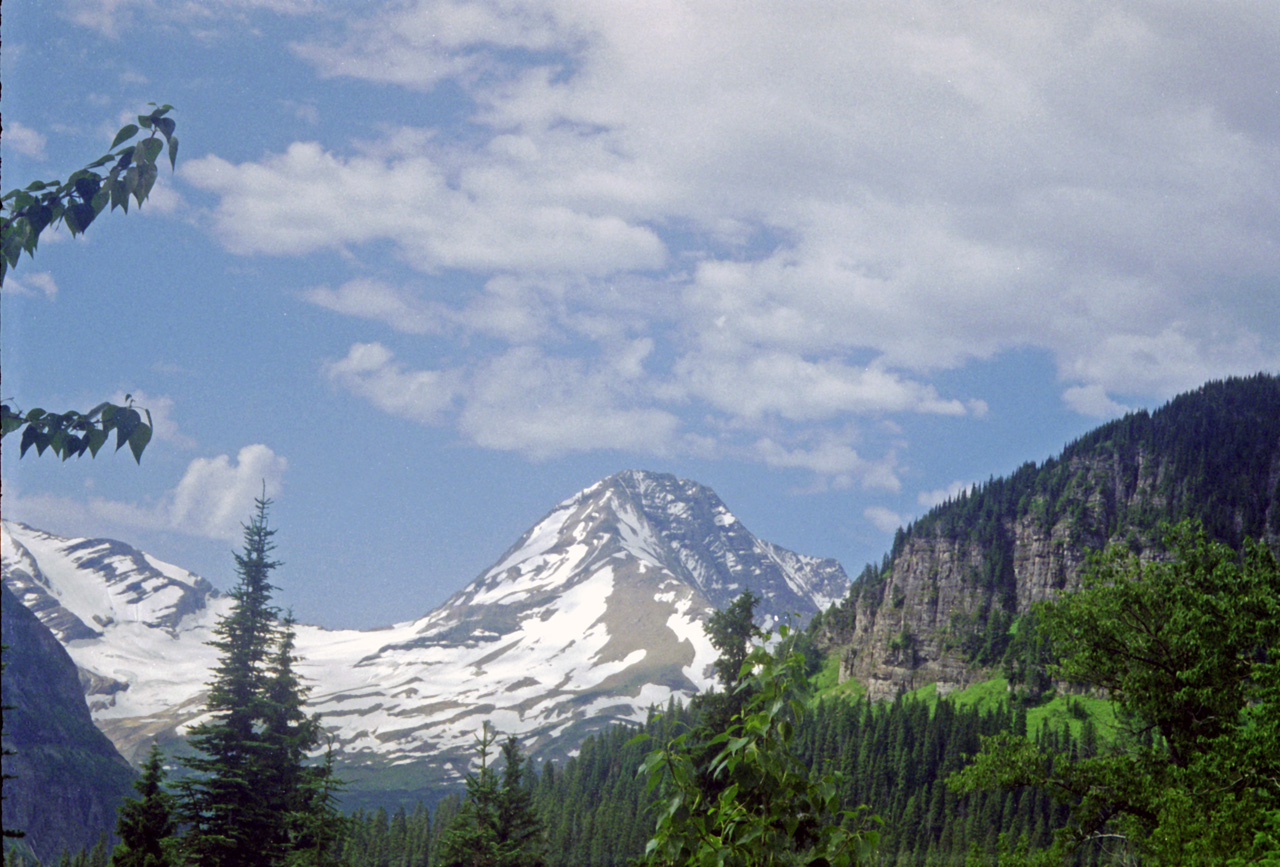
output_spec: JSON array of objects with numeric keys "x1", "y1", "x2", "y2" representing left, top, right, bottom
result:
[{"x1": 1, "y1": 470, "x2": 848, "y2": 782}]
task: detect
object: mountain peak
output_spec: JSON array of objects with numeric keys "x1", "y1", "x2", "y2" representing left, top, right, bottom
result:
[{"x1": 2, "y1": 470, "x2": 848, "y2": 804}]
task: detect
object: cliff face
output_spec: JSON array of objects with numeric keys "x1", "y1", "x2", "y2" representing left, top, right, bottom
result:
[
  {"x1": 830, "y1": 375, "x2": 1280, "y2": 700},
  {"x1": 1, "y1": 582, "x2": 136, "y2": 863}
]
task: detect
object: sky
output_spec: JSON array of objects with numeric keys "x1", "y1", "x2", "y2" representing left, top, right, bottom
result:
[{"x1": 3, "y1": 1, "x2": 1277, "y2": 630}]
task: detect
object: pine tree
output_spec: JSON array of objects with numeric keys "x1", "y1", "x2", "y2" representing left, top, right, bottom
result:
[
  {"x1": 434, "y1": 725, "x2": 545, "y2": 867},
  {"x1": 111, "y1": 744, "x2": 176, "y2": 867},
  {"x1": 175, "y1": 498, "x2": 340, "y2": 867},
  {"x1": 495, "y1": 736, "x2": 545, "y2": 867}
]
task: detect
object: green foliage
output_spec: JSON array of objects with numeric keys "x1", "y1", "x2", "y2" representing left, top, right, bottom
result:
[
  {"x1": 175, "y1": 499, "x2": 343, "y2": 867},
  {"x1": 634, "y1": 631, "x2": 880, "y2": 867},
  {"x1": 950, "y1": 520, "x2": 1280, "y2": 864},
  {"x1": 111, "y1": 745, "x2": 177, "y2": 867},
  {"x1": 1, "y1": 398, "x2": 153, "y2": 464},
  {"x1": 1, "y1": 106, "x2": 179, "y2": 464},
  {"x1": 1, "y1": 105, "x2": 177, "y2": 284},
  {"x1": 433, "y1": 724, "x2": 546, "y2": 867}
]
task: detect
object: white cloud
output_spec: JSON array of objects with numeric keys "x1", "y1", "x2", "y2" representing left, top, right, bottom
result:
[
  {"x1": 166, "y1": 445, "x2": 288, "y2": 540},
  {"x1": 864, "y1": 506, "x2": 906, "y2": 534},
  {"x1": 304, "y1": 279, "x2": 445, "y2": 334},
  {"x1": 70, "y1": 0, "x2": 318, "y2": 38},
  {"x1": 323, "y1": 343, "x2": 462, "y2": 424},
  {"x1": 675, "y1": 351, "x2": 970, "y2": 423},
  {"x1": 457, "y1": 345, "x2": 681, "y2": 458},
  {"x1": 2, "y1": 446, "x2": 287, "y2": 542},
  {"x1": 280, "y1": 3, "x2": 1280, "y2": 394},
  {"x1": 1062, "y1": 384, "x2": 1131, "y2": 419},
  {"x1": 181, "y1": 141, "x2": 667, "y2": 276},
  {"x1": 917, "y1": 481, "x2": 975, "y2": 510},
  {"x1": 2, "y1": 271, "x2": 58, "y2": 299},
  {"x1": 169, "y1": 2, "x2": 1280, "y2": 480},
  {"x1": 323, "y1": 341, "x2": 680, "y2": 459},
  {"x1": 751, "y1": 436, "x2": 900, "y2": 492},
  {"x1": 4, "y1": 121, "x2": 47, "y2": 158}
]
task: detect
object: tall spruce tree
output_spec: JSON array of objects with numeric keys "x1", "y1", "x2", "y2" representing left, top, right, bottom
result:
[
  {"x1": 176, "y1": 498, "x2": 340, "y2": 867},
  {"x1": 110, "y1": 744, "x2": 176, "y2": 867},
  {"x1": 435, "y1": 725, "x2": 545, "y2": 867}
]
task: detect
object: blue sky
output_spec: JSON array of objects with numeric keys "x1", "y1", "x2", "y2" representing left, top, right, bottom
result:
[{"x1": 3, "y1": 1, "x2": 1277, "y2": 629}]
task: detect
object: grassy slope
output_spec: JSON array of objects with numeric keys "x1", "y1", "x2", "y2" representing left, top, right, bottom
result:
[{"x1": 811, "y1": 650, "x2": 1117, "y2": 740}]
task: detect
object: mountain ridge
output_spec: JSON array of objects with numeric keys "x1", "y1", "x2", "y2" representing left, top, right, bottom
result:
[
  {"x1": 820, "y1": 372, "x2": 1280, "y2": 699},
  {"x1": 1, "y1": 469, "x2": 847, "y2": 808}
]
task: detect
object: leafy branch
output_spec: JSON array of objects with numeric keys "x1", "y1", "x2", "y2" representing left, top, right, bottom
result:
[
  {"x1": 1, "y1": 103, "x2": 178, "y2": 286},
  {"x1": 1, "y1": 104, "x2": 176, "y2": 463},
  {"x1": 0, "y1": 397, "x2": 153, "y2": 463}
]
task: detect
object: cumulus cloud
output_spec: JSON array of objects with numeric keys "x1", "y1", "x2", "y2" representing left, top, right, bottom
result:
[
  {"x1": 304, "y1": 279, "x2": 445, "y2": 334},
  {"x1": 864, "y1": 506, "x2": 906, "y2": 534},
  {"x1": 4, "y1": 121, "x2": 48, "y2": 158},
  {"x1": 1, "y1": 271, "x2": 58, "y2": 299},
  {"x1": 166, "y1": 445, "x2": 288, "y2": 539},
  {"x1": 918, "y1": 481, "x2": 976, "y2": 510},
  {"x1": 323, "y1": 341, "x2": 680, "y2": 458},
  {"x1": 181, "y1": 140, "x2": 667, "y2": 276},
  {"x1": 1062, "y1": 384, "x2": 1131, "y2": 419},
  {"x1": 2, "y1": 446, "x2": 287, "y2": 542},
  {"x1": 180, "y1": 2, "x2": 1280, "y2": 474},
  {"x1": 324, "y1": 342, "x2": 463, "y2": 424},
  {"x1": 751, "y1": 436, "x2": 900, "y2": 492}
]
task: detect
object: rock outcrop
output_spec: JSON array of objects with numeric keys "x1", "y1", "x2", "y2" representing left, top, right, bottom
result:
[
  {"x1": 827, "y1": 374, "x2": 1280, "y2": 700},
  {"x1": 1, "y1": 582, "x2": 136, "y2": 863}
]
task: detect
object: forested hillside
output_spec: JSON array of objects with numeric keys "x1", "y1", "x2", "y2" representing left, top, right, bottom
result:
[{"x1": 818, "y1": 373, "x2": 1280, "y2": 698}]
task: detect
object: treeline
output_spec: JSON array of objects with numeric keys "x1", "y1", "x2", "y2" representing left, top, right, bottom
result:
[
  {"x1": 899, "y1": 372, "x2": 1280, "y2": 551},
  {"x1": 331, "y1": 692, "x2": 1104, "y2": 867},
  {"x1": 817, "y1": 373, "x2": 1280, "y2": 665}
]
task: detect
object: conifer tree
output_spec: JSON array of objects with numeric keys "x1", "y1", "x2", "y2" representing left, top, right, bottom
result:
[
  {"x1": 111, "y1": 744, "x2": 176, "y2": 867},
  {"x1": 177, "y1": 497, "x2": 283, "y2": 866},
  {"x1": 175, "y1": 497, "x2": 341, "y2": 867},
  {"x1": 435, "y1": 725, "x2": 545, "y2": 867}
]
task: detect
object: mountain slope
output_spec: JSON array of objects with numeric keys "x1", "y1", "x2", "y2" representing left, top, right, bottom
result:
[
  {"x1": 1, "y1": 582, "x2": 137, "y2": 863},
  {"x1": 822, "y1": 373, "x2": 1280, "y2": 699},
  {"x1": 1, "y1": 470, "x2": 847, "y2": 806}
]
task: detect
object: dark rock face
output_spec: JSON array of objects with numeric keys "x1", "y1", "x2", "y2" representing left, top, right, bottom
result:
[
  {"x1": 831, "y1": 374, "x2": 1280, "y2": 699},
  {"x1": 1, "y1": 582, "x2": 136, "y2": 863}
]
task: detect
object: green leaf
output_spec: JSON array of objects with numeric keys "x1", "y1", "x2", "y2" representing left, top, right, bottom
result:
[
  {"x1": 134, "y1": 163, "x2": 158, "y2": 205},
  {"x1": 111, "y1": 123, "x2": 140, "y2": 149},
  {"x1": 110, "y1": 178, "x2": 130, "y2": 212},
  {"x1": 167, "y1": 136, "x2": 180, "y2": 170},
  {"x1": 72, "y1": 201, "x2": 97, "y2": 232},
  {"x1": 155, "y1": 117, "x2": 176, "y2": 140},
  {"x1": 1, "y1": 408, "x2": 23, "y2": 437},
  {"x1": 19, "y1": 424, "x2": 41, "y2": 457},
  {"x1": 128, "y1": 423, "x2": 152, "y2": 463},
  {"x1": 85, "y1": 428, "x2": 108, "y2": 457},
  {"x1": 138, "y1": 114, "x2": 153, "y2": 129},
  {"x1": 63, "y1": 205, "x2": 82, "y2": 235},
  {"x1": 115, "y1": 408, "x2": 141, "y2": 452},
  {"x1": 139, "y1": 138, "x2": 164, "y2": 165},
  {"x1": 91, "y1": 187, "x2": 110, "y2": 216}
]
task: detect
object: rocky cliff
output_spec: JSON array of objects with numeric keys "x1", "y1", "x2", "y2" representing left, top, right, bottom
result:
[
  {"x1": 825, "y1": 374, "x2": 1280, "y2": 699},
  {"x1": 1, "y1": 582, "x2": 136, "y2": 863}
]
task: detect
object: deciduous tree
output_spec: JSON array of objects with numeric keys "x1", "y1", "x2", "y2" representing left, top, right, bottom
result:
[
  {"x1": 950, "y1": 520, "x2": 1280, "y2": 864},
  {"x1": 635, "y1": 629, "x2": 880, "y2": 867},
  {"x1": 1, "y1": 105, "x2": 178, "y2": 462}
]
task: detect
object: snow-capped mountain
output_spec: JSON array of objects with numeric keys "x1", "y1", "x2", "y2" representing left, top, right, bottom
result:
[{"x1": 1, "y1": 470, "x2": 848, "y2": 795}]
